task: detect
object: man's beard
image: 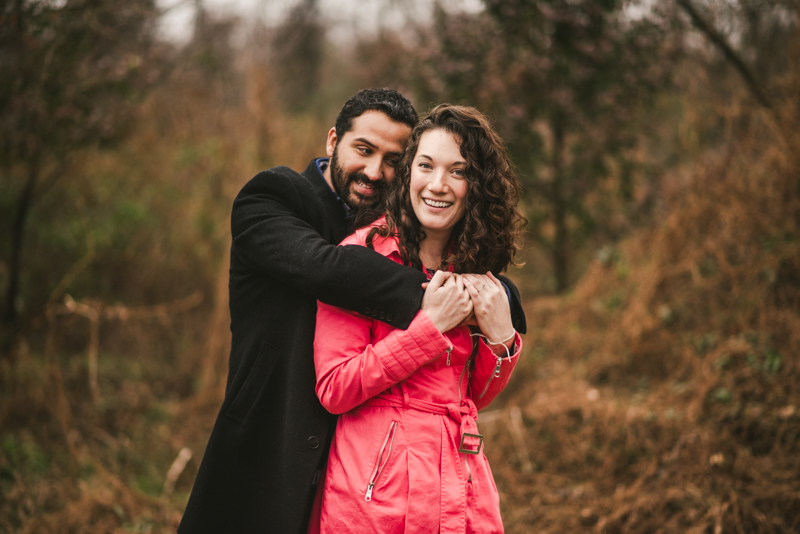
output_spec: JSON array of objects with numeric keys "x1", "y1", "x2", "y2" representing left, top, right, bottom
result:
[{"x1": 330, "y1": 146, "x2": 385, "y2": 211}]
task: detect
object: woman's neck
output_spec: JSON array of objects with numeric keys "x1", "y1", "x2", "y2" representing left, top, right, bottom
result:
[{"x1": 419, "y1": 231, "x2": 452, "y2": 270}]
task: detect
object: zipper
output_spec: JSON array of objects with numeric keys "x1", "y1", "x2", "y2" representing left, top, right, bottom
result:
[
  {"x1": 365, "y1": 420, "x2": 398, "y2": 501},
  {"x1": 478, "y1": 355, "x2": 503, "y2": 399},
  {"x1": 458, "y1": 352, "x2": 471, "y2": 404},
  {"x1": 445, "y1": 346, "x2": 453, "y2": 366}
]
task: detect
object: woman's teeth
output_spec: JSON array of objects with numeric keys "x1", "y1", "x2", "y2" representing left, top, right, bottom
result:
[{"x1": 423, "y1": 198, "x2": 452, "y2": 208}]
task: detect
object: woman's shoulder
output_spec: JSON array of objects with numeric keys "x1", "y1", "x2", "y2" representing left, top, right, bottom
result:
[{"x1": 340, "y1": 215, "x2": 400, "y2": 258}]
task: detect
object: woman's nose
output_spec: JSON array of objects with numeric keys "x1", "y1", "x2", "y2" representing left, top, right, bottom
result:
[{"x1": 427, "y1": 172, "x2": 447, "y2": 192}]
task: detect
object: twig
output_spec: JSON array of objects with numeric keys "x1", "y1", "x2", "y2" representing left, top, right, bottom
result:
[
  {"x1": 52, "y1": 291, "x2": 203, "y2": 403},
  {"x1": 62, "y1": 295, "x2": 100, "y2": 402},
  {"x1": 163, "y1": 447, "x2": 193, "y2": 496},
  {"x1": 675, "y1": 0, "x2": 772, "y2": 111},
  {"x1": 509, "y1": 406, "x2": 534, "y2": 473}
]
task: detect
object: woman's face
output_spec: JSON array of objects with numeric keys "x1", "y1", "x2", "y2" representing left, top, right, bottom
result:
[{"x1": 409, "y1": 129, "x2": 468, "y2": 241}]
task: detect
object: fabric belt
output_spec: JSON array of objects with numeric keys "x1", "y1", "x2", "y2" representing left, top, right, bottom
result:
[{"x1": 363, "y1": 394, "x2": 483, "y2": 454}]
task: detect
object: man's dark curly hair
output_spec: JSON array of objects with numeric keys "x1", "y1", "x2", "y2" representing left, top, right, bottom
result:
[
  {"x1": 334, "y1": 88, "x2": 418, "y2": 139},
  {"x1": 364, "y1": 104, "x2": 526, "y2": 274}
]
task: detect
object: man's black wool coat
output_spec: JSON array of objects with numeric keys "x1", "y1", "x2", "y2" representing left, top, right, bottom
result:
[{"x1": 178, "y1": 160, "x2": 527, "y2": 534}]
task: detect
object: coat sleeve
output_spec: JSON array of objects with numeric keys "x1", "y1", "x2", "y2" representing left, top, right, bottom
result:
[
  {"x1": 314, "y1": 302, "x2": 452, "y2": 415},
  {"x1": 496, "y1": 273, "x2": 527, "y2": 335},
  {"x1": 469, "y1": 333, "x2": 522, "y2": 411},
  {"x1": 231, "y1": 168, "x2": 427, "y2": 329}
]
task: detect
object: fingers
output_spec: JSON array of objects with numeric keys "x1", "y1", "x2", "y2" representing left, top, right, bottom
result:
[
  {"x1": 427, "y1": 270, "x2": 451, "y2": 291},
  {"x1": 487, "y1": 271, "x2": 504, "y2": 290},
  {"x1": 453, "y1": 273, "x2": 465, "y2": 291},
  {"x1": 463, "y1": 277, "x2": 480, "y2": 299}
]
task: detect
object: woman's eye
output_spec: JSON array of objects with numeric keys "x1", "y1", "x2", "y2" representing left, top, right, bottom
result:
[
  {"x1": 418, "y1": 162, "x2": 432, "y2": 170},
  {"x1": 453, "y1": 168, "x2": 465, "y2": 177}
]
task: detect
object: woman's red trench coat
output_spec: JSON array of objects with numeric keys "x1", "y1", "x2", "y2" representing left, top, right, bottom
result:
[{"x1": 312, "y1": 219, "x2": 521, "y2": 533}]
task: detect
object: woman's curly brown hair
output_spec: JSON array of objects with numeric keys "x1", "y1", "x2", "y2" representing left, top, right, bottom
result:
[{"x1": 360, "y1": 104, "x2": 526, "y2": 274}]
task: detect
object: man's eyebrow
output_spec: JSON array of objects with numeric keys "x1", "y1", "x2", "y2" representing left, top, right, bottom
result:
[
  {"x1": 352, "y1": 138, "x2": 403, "y2": 157},
  {"x1": 352, "y1": 137, "x2": 378, "y2": 149}
]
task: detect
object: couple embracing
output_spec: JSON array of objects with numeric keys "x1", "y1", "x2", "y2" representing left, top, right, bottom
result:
[{"x1": 179, "y1": 89, "x2": 527, "y2": 534}]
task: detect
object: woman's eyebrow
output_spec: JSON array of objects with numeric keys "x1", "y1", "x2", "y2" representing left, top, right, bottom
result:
[{"x1": 416, "y1": 153, "x2": 466, "y2": 165}]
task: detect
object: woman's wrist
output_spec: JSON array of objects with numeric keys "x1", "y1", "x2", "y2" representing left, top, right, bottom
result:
[{"x1": 483, "y1": 330, "x2": 516, "y2": 356}]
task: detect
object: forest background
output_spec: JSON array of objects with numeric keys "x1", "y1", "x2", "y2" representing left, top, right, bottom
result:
[{"x1": 1, "y1": 0, "x2": 799, "y2": 532}]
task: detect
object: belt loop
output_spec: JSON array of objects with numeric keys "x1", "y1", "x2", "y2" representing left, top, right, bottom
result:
[{"x1": 401, "y1": 381, "x2": 410, "y2": 410}]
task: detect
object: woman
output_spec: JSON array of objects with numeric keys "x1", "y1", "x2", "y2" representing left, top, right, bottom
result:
[{"x1": 313, "y1": 104, "x2": 526, "y2": 533}]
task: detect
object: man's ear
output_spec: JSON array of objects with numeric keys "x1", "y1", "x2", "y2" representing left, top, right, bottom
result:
[{"x1": 325, "y1": 127, "x2": 338, "y2": 157}]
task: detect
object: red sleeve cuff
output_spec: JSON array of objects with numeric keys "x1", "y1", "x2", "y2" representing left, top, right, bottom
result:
[{"x1": 377, "y1": 310, "x2": 451, "y2": 380}]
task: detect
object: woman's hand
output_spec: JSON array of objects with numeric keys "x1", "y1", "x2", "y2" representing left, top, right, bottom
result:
[
  {"x1": 421, "y1": 271, "x2": 473, "y2": 333},
  {"x1": 463, "y1": 273, "x2": 515, "y2": 354}
]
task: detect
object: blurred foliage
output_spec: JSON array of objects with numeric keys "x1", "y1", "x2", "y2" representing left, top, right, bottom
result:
[
  {"x1": 352, "y1": 0, "x2": 681, "y2": 291},
  {"x1": 0, "y1": 0, "x2": 166, "y2": 346},
  {"x1": 0, "y1": 0, "x2": 799, "y2": 532}
]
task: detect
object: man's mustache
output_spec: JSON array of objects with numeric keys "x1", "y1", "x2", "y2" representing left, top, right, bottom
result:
[{"x1": 348, "y1": 172, "x2": 385, "y2": 192}]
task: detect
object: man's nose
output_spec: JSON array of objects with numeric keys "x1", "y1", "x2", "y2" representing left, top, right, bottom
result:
[{"x1": 364, "y1": 159, "x2": 383, "y2": 182}]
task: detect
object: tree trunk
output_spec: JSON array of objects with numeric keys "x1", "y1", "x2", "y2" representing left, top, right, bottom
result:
[
  {"x1": 2, "y1": 161, "x2": 39, "y2": 351},
  {"x1": 551, "y1": 118, "x2": 569, "y2": 293}
]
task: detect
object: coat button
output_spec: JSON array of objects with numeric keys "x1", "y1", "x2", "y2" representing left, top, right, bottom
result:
[
  {"x1": 372, "y1": 310, "x2": 379, "y2": 317},
  {"x1": 364, "y1": 307, "x2": 371, "y2": 315},
  {"x1": 307, "y1": 436, "x2": 320, "y2": 450},
  {"x1": 386, "y1": 314, "x2": 393, "y2": 322},
  {"x1": 379, "y1": 312, "x2": 385, "y2": 320}
]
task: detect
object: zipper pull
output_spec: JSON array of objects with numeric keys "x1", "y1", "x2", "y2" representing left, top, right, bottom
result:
[
  {"x1": 494, "y1": 356, "x2": 502, "y2": 378},
  {"x1": 446, "y1": 346, "x2": 453, "y2": 366},
  {"x1": 365, "y1": 483, "x2": 375, "y2": 501}
]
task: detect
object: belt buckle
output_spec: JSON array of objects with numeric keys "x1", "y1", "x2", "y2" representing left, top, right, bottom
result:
[{"x1": 458, "y1": 432, "x2": 483, "y2": 455}]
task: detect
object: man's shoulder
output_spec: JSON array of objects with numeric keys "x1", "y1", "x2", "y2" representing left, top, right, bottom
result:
[
  {"x1": 232, "y1": 164, "x2": 323, "y2": 213},
  {"x1": 238, "y1": 165, "x2": 310, "y2": 194}
]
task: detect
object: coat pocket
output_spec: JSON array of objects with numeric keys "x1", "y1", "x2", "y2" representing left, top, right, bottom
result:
[
  {"x1": 225, "y1": 342, "x2": 278, "y2": 424},
  {"x1": 365, "y1": 420, "x2": 399, "y2": 502}
]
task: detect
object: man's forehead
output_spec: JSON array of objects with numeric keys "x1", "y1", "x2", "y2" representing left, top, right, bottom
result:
[{"x1": 343, "y1": 110, "x2": 412, "y2": 148}]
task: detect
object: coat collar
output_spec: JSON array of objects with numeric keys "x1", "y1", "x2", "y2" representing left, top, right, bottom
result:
[{"x1": 301, "y1": 158, "x2": 349, "y2": 243}]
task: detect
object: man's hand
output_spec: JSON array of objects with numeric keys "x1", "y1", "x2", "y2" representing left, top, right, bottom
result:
[{"x1": 421, "y1": 271, "x2": 473, "y2": 334}]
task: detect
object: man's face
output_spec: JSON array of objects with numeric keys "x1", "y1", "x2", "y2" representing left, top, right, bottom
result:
[{"x1": 325, "y1": 110, "x2": 411, "y2": 210}]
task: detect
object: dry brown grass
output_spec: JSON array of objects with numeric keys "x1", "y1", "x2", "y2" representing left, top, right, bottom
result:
[{"x1": 484, "y1": 104, "x2": 800, "y2": 532}]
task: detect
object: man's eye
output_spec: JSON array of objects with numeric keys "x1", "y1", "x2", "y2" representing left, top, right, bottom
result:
[
  {"x1": 386, "y1": 159, "x2": 399, "y2": 168},
  {"x1": 358, "y1": 147, "x2": 372, "y2": 155}
]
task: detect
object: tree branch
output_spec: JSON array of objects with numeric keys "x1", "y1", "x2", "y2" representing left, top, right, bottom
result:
[{"x1": 676, "y1": 0, "x2": 773, "y2": 110}]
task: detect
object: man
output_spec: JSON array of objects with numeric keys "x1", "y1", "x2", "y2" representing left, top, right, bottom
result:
[{"x1": 178, "y1": 89, "x2": 526, "y2": 534}]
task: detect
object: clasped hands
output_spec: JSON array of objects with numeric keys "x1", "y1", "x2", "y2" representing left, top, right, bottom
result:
[{"x1": 421, "y1": 271, "x2": 515, "y2": 355}]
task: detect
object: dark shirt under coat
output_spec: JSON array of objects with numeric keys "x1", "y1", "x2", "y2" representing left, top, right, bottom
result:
[{"x1": 178, "y1": 160, "x2": 527, "y2": 534}]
